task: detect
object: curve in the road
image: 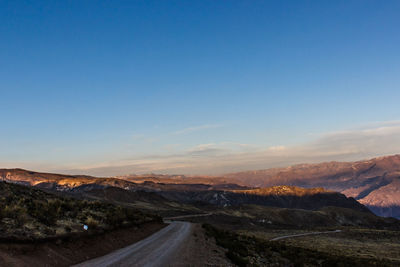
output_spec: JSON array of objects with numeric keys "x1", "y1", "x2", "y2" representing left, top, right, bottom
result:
[
  {"x1": 163, "y1": 213, "x2": 213, "y2": 221},
  {"x1": 73, "y1": 221, "x2": 192, "y2": 267},
  {"x1": 270, "y1": 229, "x2": 342, "y2": 241}
]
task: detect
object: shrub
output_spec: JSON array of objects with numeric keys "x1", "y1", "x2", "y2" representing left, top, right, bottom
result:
[
  {"x1": 105, "y1": 207, "x2": 126, "y2": 227},
  {"x1": 85, "y1": 216, "x2": 99, "y2": 230}
]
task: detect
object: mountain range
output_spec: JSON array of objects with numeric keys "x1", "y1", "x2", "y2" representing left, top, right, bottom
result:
[
  {"x1": 0, "y1": 169, "x2": 369, "y2": 216},
  {"x1": 2, "y1": 154, "x2": 400, "y2": 219},
  {"x1": 120, "y1": 155, "x2": 400, "y2": 218}
]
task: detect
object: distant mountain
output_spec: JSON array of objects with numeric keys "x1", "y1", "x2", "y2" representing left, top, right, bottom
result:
[
  {"x1": 224, "y1": 155, "x2": 400, "y2": 218},
  {"x1": 118, "y1": 174, "x2": 230, "y2": 185},
  {"x1": 0, "y1": 169, "x2": 241, "y2": 192}
]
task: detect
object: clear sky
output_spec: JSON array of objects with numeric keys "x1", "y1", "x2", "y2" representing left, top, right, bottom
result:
[{"x1": 1, "y1": 1, "x2": 400, "y2": 175}]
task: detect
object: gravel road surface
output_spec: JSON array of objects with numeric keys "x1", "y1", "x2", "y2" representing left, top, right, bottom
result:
[{"x1": 73, "y1": 221, "x2": 192, "y2": 267}]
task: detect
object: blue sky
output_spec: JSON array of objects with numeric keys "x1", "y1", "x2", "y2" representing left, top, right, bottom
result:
[{"x1": 1, "y1": 1, "x2": 400, "y2": 175}]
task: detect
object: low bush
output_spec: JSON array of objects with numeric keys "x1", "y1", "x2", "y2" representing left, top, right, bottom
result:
[{"x1": 85, "y1": 216, "x2": 99, "y2": 229}]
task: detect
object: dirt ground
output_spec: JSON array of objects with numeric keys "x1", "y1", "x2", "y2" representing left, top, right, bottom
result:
[
  {"x1": 0, "y1": 222, "x2": 165, "y2": 267},
  {"x1": 168, "y1": 223, "x2": 234, "y2": 267}
]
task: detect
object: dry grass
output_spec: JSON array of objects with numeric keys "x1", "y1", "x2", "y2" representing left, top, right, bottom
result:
[
  {"x1": 279, "y1": 228, "x2": 400, "y2": 264},
  {"x1": 0, "y1": 182, "x2": 160, "y2": 241},
  {"x1": 205, "y1": 224, "x2": 400, "y2": 266}
]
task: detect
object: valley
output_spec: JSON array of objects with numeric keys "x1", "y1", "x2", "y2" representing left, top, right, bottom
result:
[
  {"x1": 1, "y1": 155, "x2": 400, "y2": 266},
  {"x1": 4, "y1": 2, "x2": 398, "y2": 266}
]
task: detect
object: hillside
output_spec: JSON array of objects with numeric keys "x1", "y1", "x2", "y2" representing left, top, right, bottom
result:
[
  {"x1": 0, "y1": 181, "x2": 160, "y2": 241},
  {"x1": 158, "y1": 185, "x2": 370, "y2": 213},
  {"x1": 225, "y1": 155, "x2": 400, "y2": 218}
]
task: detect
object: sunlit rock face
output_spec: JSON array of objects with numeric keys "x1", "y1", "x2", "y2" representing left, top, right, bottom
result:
[{"x1": 225, "y1": 155, "x2": 400, "y2": 218}]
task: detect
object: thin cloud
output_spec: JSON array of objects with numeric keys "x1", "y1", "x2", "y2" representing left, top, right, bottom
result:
[
  {"x1": 63, "y1": 121, "x2": 400, "y2": 176},
  {"x1": 187, "y1": 143, "x2": 226, "y2": 156}
]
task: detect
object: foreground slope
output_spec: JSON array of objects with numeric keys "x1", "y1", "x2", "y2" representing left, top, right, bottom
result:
[{"x1": 0, "y1": 181, "x2": 159, "y2": 240}]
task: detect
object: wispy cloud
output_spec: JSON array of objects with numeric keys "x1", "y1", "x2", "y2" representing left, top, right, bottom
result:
[
  {"x1": 187, "y1": 143, "x2": 226, "y2": 156},
  {"x1": 63, "y1": 121, "x2": 400, "y2": 176},
  {"x1": 172, "y1": 124, "x2": 223, "y2": 135}
]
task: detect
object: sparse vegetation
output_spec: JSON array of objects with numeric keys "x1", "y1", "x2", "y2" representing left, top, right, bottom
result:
[
  {"x1": 203, "y1": 223, "x2": 400, "y2": 267},
  {"x1": 0, "y1": 181, "x2": 161, "y2": 241}
]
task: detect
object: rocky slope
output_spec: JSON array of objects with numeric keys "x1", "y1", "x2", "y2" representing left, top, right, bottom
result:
[{"x1": 225, "y1": 155, "x2": 400, "y2": 218}]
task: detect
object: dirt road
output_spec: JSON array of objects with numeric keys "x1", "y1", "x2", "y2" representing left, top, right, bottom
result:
[
  {"x1": 163, "y1": 213, "x2": 213, "y2": 221},
  {"x1": 270, "y1": 229, "x2": 342, "y2": 241},
  {"x1": 73, "y1": 221, "x2": 192, "y2": 267}
]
